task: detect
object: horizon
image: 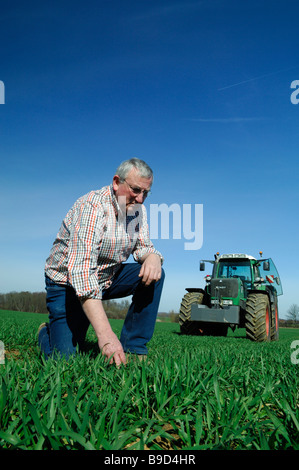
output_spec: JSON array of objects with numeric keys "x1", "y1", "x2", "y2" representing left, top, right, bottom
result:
[{"x1": 1, "y1": 0, "x2": 299, "y2": 319}]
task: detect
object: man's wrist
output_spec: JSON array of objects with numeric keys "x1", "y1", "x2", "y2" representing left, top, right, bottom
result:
[{"x1": 152, "y1": 252, "x2": 163, "y2": 265}]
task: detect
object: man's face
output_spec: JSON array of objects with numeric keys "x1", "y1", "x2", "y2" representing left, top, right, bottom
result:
[{"x1": 112, "y1": 167, "x2": 152, "y2": 212}]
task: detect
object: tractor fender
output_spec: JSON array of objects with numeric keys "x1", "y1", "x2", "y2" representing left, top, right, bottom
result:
[{"x1": 185, "y1": 288, "x2": 205, "y2": 294}]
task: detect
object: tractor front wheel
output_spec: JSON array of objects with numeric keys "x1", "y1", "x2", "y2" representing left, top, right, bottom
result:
[
  {"x1": 179, "y1": 291, "x2": 228, "y2": 336},
  {"x1": 245, "y1": 293, "x2": 271, "y2": 342},
  {"x1": 179, "y1": 291, "x2": 204, "y2": 335}
]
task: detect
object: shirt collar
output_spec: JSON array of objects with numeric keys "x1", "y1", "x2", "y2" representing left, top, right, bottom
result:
[{"x1": 109, "y1": 184, "x2": 120, "y2": 216}]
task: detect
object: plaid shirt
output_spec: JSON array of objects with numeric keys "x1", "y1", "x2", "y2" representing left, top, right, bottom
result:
[{"x1": 45, "y1": 185, "x2": 163, "y2": 299}]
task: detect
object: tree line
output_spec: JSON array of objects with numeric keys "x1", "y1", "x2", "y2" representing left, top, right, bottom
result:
[
  {"x1": 285, "y1": 303, "x2": 299, "y2": 326},
  {"x1": 2, "y1": 292, "x2": 297, "y2": 326},
  {"x1": 0, "y1": 291, "x2": 130, "y2": 319}
]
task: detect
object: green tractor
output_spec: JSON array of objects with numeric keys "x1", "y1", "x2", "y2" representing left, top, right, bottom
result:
[{"x1": 179, "y1": 252, "x2": 282, "y2": 342}]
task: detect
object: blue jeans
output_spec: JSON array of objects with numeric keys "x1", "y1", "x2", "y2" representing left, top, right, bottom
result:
[{"x1": 39, "y1": 263, "x2": 165, "y2": 359}]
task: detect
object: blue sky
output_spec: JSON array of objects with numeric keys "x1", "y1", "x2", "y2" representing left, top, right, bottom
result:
[{"x1": 0, "y1": 0, "x2": 299, "y2": 318}]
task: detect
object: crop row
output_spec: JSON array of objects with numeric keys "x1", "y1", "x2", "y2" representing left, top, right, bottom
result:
[{"x1": 0, "y1": 310, "x2": 298, "y2": 450}]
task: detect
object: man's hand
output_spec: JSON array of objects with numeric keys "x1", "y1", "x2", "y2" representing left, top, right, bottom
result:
[
  {"x1": 139, "y1": 253, "x2": 162, "y2": 286},
  {"x1": 98, "y1": 331, "x2": 127, "y2": 366},
  {"x1": 81, "y1": 298, "x2": 126, "y2": 366}
]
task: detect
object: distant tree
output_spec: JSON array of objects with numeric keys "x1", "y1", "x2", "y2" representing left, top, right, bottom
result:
[
  {"x1": 103, "y1": 299, "x2": 130, "y2": 319},
  {"x1": 169, "y1": 310, "x2": 179, "y2": 323},
  {"x1": 0, "y1": 291, "x2": 48, "y2": 313},
  {"x1": 286, "y1": 304, "x2": 299, "y2": 323}
]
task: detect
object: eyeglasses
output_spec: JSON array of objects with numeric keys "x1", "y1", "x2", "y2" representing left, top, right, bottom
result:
[{"x1": 124, "y1": 179, "x2": 151, "y2": 197}]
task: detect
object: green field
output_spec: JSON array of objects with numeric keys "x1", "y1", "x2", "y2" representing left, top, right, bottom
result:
[{"x1": 0, "y1": 309, "x2": 298, "y2": 450}]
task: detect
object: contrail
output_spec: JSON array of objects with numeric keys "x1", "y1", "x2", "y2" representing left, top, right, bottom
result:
[
  {"x1": 218, "y1": 66, "x2": 299, "y2": 91},
  {"x1": 189, "y1": 117, "x2": 265, "y2": 123}
]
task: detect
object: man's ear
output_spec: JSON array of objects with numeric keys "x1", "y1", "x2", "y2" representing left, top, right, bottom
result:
[{"x1": 112, "y1": 175, "x2": 120, "y2": 191}]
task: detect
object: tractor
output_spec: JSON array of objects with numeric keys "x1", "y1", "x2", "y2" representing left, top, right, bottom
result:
[{"x1": 179, "y1": 252, "x2": 282, "y2": 342}]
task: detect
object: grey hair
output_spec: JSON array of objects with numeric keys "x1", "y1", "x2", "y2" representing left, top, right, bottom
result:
[{"x1": 115, "y1": 158, "x2": 153, "y2": 182}]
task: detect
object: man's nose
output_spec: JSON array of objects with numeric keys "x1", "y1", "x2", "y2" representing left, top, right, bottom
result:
[{"x1": 135, "y1": 192, "x2": 145, "y2": 203}]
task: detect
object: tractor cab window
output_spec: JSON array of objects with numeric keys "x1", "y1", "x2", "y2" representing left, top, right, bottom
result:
[{"x1": 218, "y1": 261, "x2": 252, "y2": 283}]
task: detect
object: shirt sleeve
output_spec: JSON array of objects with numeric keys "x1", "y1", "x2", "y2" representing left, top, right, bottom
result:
[
  {"x1": 132, "y1": 205, "x2": 164, "y2": 264},
  {"x1": 67, "y1": 200, "x2": 105, "y2": 299}
]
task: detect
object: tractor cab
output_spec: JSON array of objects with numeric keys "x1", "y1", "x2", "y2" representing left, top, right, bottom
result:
[
  {"x1": 180, "y1": 252, "x2": 283, "y2": 341},
  {"x1": 200, "y1": 253, "x2": 283, "y2": 296}
]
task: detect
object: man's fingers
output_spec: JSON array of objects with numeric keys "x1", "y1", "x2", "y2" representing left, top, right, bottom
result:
[
  {"x1": 140, "y1": 268, "x2": 161, "y2": 286},
  {"x1": 103, "y1": 351, "x2": 126, "y2": 366},
  {"x1": 139, "y1": 265, "x2": 158, "y2": 285},
  {"x1": 101, "y1": 340, "x2": 127, "y2": 366},
  {"x1": 114, "y1": 351, "x2": 127, "y2": 366}
]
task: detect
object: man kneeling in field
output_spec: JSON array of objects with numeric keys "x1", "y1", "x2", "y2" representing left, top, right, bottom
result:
[{"x1": 38, "y1": 158, "x2": 164, "y2": 366}]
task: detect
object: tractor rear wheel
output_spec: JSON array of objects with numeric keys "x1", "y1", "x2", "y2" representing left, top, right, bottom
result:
[
  {"x1": 245, "y1": 293, "x2": 271, "y2": 342},
  {"x1": 271, "y1": 296, "x2": 279, "y2": 341}
]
